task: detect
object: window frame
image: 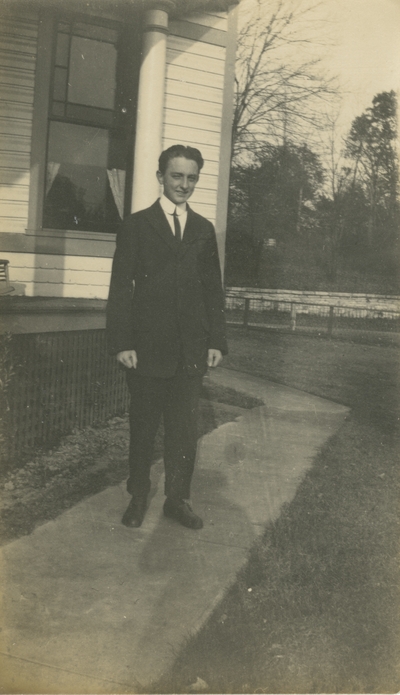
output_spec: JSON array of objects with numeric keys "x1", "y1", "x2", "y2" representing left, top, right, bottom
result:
[{"x1": 27, "y1": 8, "x2": 139, "y2": 241}]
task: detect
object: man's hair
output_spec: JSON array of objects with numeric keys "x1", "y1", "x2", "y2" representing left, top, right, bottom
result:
[{"x1": 158, "y1": 145, "x2": 204, "y2": 174}]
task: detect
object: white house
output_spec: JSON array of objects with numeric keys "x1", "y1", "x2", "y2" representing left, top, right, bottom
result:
[{"x1": 0, "y1": 0, "x2": 239, "y2": 301}]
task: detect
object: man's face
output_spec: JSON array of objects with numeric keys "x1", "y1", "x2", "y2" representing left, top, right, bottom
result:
[{"x1": 157, "y1": 156, "x2": 199, "y2": 205}]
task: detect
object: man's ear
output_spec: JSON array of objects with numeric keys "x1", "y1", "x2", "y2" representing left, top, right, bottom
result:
[{"x1": 156, "y1": 170, "x2": 163, "y2": 185}]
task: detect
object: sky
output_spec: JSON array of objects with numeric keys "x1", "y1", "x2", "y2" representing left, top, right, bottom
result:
[
  {"x1": 320, "y1": 0, "x2": 400, "y2": 137},
  {"x1": 238, "y1": 0, "x2": 400, "y2": 147}
]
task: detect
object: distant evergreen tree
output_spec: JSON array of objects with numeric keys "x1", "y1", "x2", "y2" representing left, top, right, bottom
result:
[
  {"x1": 316, "y1": 91, "x2": 400, "y2": 286},
  {"x1": 344, "y1": 91, "x2": 398, "y2": 247},
  {"x1": 226, "y1": 143, "x2": 323, "y2": 287}
]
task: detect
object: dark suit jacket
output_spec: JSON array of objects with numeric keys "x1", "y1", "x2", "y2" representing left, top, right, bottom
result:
[{"x1": 106, "y1": 200, "x2": 228, "y2": 377}]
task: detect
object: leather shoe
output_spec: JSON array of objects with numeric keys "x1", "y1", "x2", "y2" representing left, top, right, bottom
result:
[
  {"x1": 122, "y1": 495, "x2": 147, "y2": 527},
  {"x1": 163, "y1": 498, "x2": 203, "y2": 529}
]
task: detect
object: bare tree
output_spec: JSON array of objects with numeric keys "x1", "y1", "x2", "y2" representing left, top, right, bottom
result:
[{"x1": 232, "y1": 0, "x2": 337, "y2": 162}]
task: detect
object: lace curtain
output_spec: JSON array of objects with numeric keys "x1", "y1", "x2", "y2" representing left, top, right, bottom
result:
[
  {"x1": 46, "y1": 162, "x2": 61, "y2": 195},
  {"x1": 107, "y1": 169, "x2": 126, "y2": 219}
]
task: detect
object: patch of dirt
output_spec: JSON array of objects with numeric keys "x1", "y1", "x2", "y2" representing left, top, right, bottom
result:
[{"x1": 0, "y1": 384, "x2": 262, "y2": 546}]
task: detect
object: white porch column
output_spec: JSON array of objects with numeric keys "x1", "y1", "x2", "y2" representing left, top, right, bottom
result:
[{"x1": 131, "y1": 5, "x2": 173, "y2": 212}]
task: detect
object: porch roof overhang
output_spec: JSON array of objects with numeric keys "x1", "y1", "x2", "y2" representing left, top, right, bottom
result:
[
  {"x1": 152, "y1": 0, "x2": 241, "y2": 12},
  {"x1": 2, "y1": 0, "x2": 240, "y2": 20}
]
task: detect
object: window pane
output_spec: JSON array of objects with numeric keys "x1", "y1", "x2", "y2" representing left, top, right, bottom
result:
[
  {"x1": 48, "y1": 121, "x2": 109, "y2": 167},
  {"x1": 43, "y1": 18, "x2": 139, "y2": 231},
  {"x1": 55, "y1": 31, "x2": 69, "y2": 66},
  {"x1": 53, "y1": 67, "x2": 67, "y2": 101},
  {"x1": 68, "y1": 36, "x2": 117, "y2": 109},
  {"x1": 43, "y1": 121, "x2": 122, "y2": 232}
]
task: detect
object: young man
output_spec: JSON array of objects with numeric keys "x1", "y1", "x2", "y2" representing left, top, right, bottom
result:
[{"x1": 106, "y1": 145, "x2": 228, "y2": 529}]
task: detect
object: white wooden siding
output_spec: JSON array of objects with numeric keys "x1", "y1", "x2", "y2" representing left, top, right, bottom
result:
[
  {"x1": 164, "y1": 12, "x2": 228, "y2": 226},
  {"x1": 0, "y1": 102, "x2": 33, "y2": 121},
  {"x1": 164, "y1": 93, "x2": 222, "y2": 119},
  {"x1": 164, "y1": 109, "x2": 221, "y2": 134},
  {"x1": 166, "y1": 48, "x2": 225, "y2": 76},
  {"x1": 168, "y1": 35, "x2": 225, "y2": 60},
  {"x1": 0, "y1": 11, "x2": 37, "y2": 234},
  {"x1": 163, "y1": 123, "x2": 221, "y2": 148},
  {"x1": 0, "y1": 116, "x2": 32, "y2": 137},
  {"x1": 0, "y1": 65, "x2": 35, "y2": 87},
  {"x1": 0, "y1": 169, "x2": 30, "y2": 185},
  {"x1": 166, "y1": 63, "x2": 224, "y2": 90},
  {"x1": 6, "y1": 252, "x2": 113, "y2": 299},
  {"x1": 166, "y1": 78, "x2": 223, "y2": 104}
]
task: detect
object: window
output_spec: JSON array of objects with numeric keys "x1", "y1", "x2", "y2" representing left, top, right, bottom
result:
[{"x1": 42, "y1": 17, "x2": 139, "y2": 234}]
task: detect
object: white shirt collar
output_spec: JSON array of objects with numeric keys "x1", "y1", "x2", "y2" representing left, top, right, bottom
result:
[{"x1": 159, "y1": 194, "x2": 186, "y2": 216}]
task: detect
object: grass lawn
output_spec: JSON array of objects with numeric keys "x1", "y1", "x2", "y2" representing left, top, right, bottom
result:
[{"x1": 149, "y1": 326, "x2": 400, "y2": 694}]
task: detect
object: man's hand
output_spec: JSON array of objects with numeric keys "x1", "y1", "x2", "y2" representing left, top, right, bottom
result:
[
  {"x1": 117, "y1": 350, "x2": 138, "y2": 369},
  {"x1": 207, "y1": 349, "x2": 223, "y2": 368}
]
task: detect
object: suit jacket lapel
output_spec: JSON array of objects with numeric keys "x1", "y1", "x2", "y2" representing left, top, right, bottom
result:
[{"x1": 144, "y1": 200, "x2": 177, "y2": 251}]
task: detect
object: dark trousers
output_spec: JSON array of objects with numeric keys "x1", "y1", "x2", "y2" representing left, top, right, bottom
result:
[{"x1": 126, "y1": 368, "x2": 203, "y2": 500}]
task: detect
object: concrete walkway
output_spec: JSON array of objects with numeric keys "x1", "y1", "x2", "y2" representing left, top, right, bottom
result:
[{"x1": 0, "y1": 369, "x2": 348, "y2": 694}]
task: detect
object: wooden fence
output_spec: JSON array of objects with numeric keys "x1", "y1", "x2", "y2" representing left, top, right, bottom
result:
[{"x1": 225, "y1": 292, "x2": 400, "y2": 337}]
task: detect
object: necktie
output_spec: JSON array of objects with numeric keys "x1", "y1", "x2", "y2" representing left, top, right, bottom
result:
[{"x1": 173, "y1": 208, "x2": 182, "y2": 242}]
